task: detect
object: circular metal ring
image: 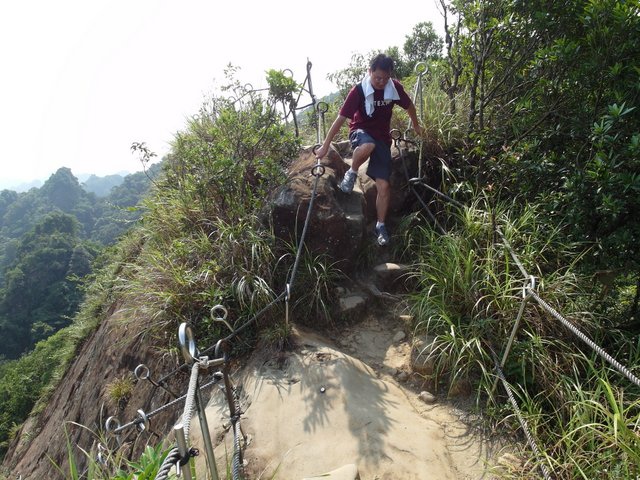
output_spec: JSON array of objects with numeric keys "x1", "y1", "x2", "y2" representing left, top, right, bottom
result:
[
  {"x1": 210, "y1": 304, "x2": 228, "y2": 321},
  {"x1": 283, "y1": 68, "x2": 294, "y2": 78},
  {"x1": 523, "y1": 275, "x2": 536, "y2": 299},
  {"x1": 243, "y1": 83, "x2": 254, "y2": 93},
  {"x1": 317, "y1": 101, "x2": 329, "y2": 113},
  {"x1": 178, "y1": 323, "x2": 199, "y2": 365},
  {"x1": 390, "y1": 129, "x2": 402, "y2": 141},
  {"x1": 311, "y1": 164, "x2": 325, "y2": 177},
  {"x1": 134, "y1": 364, "x2": 150, "y2": 381},
  {"x1": 414, "y1": 62, "x2": 428, "y2": 74},
  {"x1": 97, "y1": 443, "x2": 108, "y2": 465},
  {"x1": 105, "y1": 416, "x2": 121, "y2": 435},
  {"x1": 136, "y1": 409, "x2": 150, "y2": 432},
  {"x1": 214, "y1": 339, "x2": 224, "y2": 359}
]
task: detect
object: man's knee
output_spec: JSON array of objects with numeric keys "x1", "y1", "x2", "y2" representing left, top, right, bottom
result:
[
  {"x1": 354, "y1": 142, "x2": 375, "y2": 157},
  {"x1": 376, "y1": 179, "x2": 391, "y2": 197}
]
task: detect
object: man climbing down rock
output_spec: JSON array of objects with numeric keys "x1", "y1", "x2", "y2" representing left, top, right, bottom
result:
[{"x1": 315, "y1": 53, "x2": 424, "y2": 246}]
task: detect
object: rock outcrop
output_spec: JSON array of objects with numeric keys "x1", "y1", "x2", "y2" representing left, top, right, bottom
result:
[
  {"x1": 268, "y1": 141, "x2": 423, "y2": 272},
  {"x1": 1, "y1": 305, "x2": 188, "y2": 479}
]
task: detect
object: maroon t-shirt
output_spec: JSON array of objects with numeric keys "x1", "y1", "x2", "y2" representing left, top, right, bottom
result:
[{"x1": 339, "y1": 78, "x2": 412, "y2": 144}]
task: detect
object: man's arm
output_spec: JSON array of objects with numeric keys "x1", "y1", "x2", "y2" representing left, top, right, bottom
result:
[{"x1": 315, "y1": 114, "x2": 347, "y2": 159}]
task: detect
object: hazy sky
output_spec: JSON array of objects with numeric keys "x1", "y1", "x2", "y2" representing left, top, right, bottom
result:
[{"x1": 0, "y1": 1, "x2": 442, "y2": 189}]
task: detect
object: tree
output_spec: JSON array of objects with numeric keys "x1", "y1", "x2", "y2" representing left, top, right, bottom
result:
[
  {"x1": 0, "y1": 212, "x2": 93, "y2": 357},
  {"x1": 403, "y1": 21, "x2": 444, "y2": 64}
]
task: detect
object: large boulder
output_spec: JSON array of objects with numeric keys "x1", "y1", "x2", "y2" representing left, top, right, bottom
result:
[
  {"x1": 267, "y1": 142, "x2": 424, "y2": 271},
  {"x1": 268, "y1": 145, "x2": 365, "y2": 271}
]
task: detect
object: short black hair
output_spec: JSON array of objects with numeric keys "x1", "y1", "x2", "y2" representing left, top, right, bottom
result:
[{"x1": 370, "y1": 53, "x2": 394, "y2": 73}]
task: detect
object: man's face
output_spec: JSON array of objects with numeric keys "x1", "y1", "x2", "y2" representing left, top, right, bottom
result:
[{"x1": 369, "y1": 68, "x2": 391, "y2": 90}]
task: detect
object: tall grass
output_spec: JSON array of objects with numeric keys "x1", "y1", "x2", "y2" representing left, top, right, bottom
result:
[
  {"x1": 401, "y1": 192, "x2": 640, "y2": 477},
  {"x1": 113, "y1": 83, "x2": 303, "y2": 350}
]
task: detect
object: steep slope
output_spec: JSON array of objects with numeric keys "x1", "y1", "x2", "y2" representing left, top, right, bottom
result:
[{"x1": 1, "y1": 302, "x2": 186, "y2": 479}]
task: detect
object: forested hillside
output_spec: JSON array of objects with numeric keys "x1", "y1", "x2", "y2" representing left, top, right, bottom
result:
[{"x1": 0, "y1": 165, "x2": 159, "y2": 359}]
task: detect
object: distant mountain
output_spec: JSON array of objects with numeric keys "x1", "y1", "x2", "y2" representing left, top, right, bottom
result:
[
  {"x1": 0, "y1": 179, "x2": 43, "y2": 192},
  {"x1": 1, "y1": 171, "x2": 131, "y2": 195},
  {"x1": 81, "y1": 173, "x2": 126, "y2": 197}
]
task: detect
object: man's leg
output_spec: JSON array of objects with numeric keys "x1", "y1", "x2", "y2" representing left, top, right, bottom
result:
[
  {"x1": 368, "y1": 142, "x2": 392, "y2": 246},
  {"x1": 375, "y1": 178, "x2": 390, "y2": 224},
  {"x1": 351, "y1": 143, "x2": 375, "y2": 171}
]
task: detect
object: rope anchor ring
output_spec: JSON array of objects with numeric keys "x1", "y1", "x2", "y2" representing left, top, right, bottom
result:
[
  {"x1": 310, "y1": 145, "x2": 325, "y2": 177},
  {"x1": 390, "y1": 129, "x2": 403, "y2": 141},
  {"x1": 414, "y1": 62, "x2": 428, "y2": 75},
  {"x1": 311, "y1": 163, "x2": 325, "y2": 177},
  {"x1": 136, "y1": 409, "x2": 150, "y2": 432},
  {"x1": 134, "y1": 363, "x2": 150, "y2": 381},
  {"x1": 178, "y1": 322, "x2": 200, "y2": 365}
]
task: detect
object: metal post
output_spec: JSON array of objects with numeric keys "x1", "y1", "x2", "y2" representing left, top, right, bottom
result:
[
  {"x1": 174, "y1": 423, "x2": 193, "y2": 480},
  {"x1": 195, "y1": 380, "x2": 219, "y2": 480},
  {"x1": 490, "y1": 276, "x2": 535, "y2": 399}
]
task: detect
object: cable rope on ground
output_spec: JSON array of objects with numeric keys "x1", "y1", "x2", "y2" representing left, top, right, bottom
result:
[
  {"x1": 528, "y1": 288, "x2": 640, "y2": 388},
  {"x1": 490, "y1": 349, "x2": 554, "y2": 480},
  {"x1": 414, "y1": 170, "x2": 640, "y2": 389}
]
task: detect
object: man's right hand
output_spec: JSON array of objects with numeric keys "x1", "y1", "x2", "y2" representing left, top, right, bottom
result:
[{"x1": 315, "y1": 144, "x2": 329, "y2": 159}]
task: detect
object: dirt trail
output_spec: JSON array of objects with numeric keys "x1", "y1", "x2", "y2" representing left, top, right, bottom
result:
[{"x1": 189, "y1": 309, "x2": 502, "y2": 480}]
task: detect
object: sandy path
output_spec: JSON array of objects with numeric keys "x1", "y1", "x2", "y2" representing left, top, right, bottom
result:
[{"x1": 190, "y1": 315, "x2": 500, "y2": 480}]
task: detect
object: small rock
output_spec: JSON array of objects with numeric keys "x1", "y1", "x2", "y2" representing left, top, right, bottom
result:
[
  {"x1": 418, "y1": 391, "x2": 436, "y2": 404},
  {"x1": 392, "y1": 331, "x2": 406, "y2": 343},
  {"x1": 339, "y1": 295, "x2": 366, "y2": 313},
  {"x1": 396, "y1": 371, "x2": 410, "y2": 382}
]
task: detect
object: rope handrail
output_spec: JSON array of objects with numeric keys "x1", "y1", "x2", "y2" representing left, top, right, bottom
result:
[
  {"x1": 107, "y1": 373, "x2": 222, "y2": 435},
  {"x1": 491, "y1": 349, "x2": 554, "y2": 480},
  {"x1": 153, "y1": 359, "x2": 207, "y2": 480},
  {"x1": 403, "y1": 119, "x2": 638, "y2": 475},
  {"x1": 409, "y1": 167, "x2": 640, "y2": 387},
  {"x1": 528, "y1": 288, "x2": 640, "y2": 388}
]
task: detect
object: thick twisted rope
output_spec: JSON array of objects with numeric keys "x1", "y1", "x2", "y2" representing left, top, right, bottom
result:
[
  {"x1": 153, "y1": 361, "x2": 202, "y2": 480},
  {"x1": 154, "y1": 448, "x2": 181, "y2": 480},
  {"x1": 529, "y1": 288, "x2": 640, "y2": 388},
  {"x1": 491, "y1": 350, "x2": 554, "y2": 480}
]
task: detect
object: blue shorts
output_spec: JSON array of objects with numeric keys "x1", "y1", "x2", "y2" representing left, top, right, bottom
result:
[{"x1": 349, "y1": 129, "x2": 392, "y2": 181}]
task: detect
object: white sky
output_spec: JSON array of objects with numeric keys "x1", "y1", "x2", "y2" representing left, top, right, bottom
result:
[{"x1": 0, "y1": 0, "x2": 442, "y2": 189}]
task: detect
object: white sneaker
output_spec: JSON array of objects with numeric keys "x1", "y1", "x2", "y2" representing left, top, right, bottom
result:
[{"x1": 339, "y1": 170, "x2": 357, "y2": 193}]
